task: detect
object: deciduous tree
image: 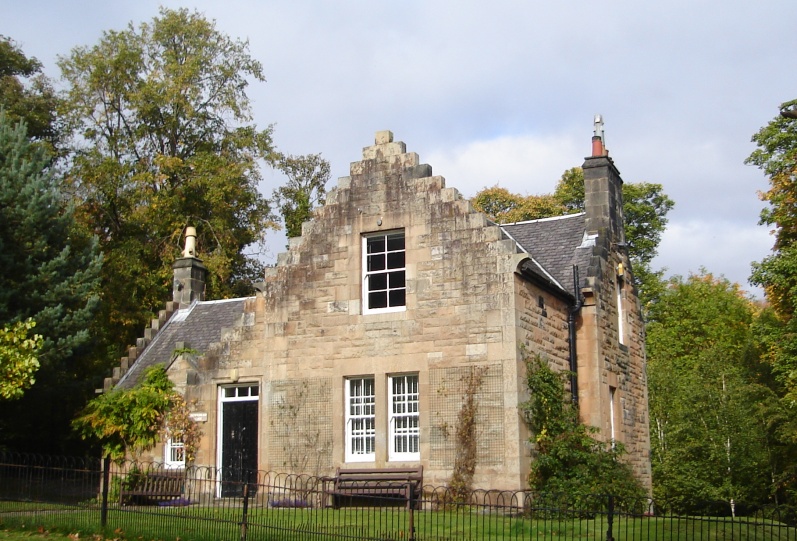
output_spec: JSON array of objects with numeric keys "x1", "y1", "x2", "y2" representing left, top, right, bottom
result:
[
  {"x1": 273, "y1": 153, "x2": 330, "y2": 238},
  {"x1": 646, "y1": 272, "x2": 779, "y2": 512},
  {"x1": 58, "y1": 8, "x2": 278, "y2": 351},
  {"x1": 746, "y1": 100, "x2": 797, "y2": 405},
  {"x1": 0, "y1": 319, "x2": 42, "y2": 400},
  {"x1": 0, "y1": 36, "x2": 59, "y2": 153},
  {"x1": 471, "y1": 185, "x2": 565, "y2": 223}
]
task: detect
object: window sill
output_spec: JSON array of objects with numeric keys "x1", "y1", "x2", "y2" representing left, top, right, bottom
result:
[
  {"x1": 363, "y1": 305, "x2": 406, "y2": 316},
  {"x1": 388, "y1": 455, "x2": 420, "y2": 463},
  {"x1": 344, "y1": 455, "x2": 376, "y2": 464}
]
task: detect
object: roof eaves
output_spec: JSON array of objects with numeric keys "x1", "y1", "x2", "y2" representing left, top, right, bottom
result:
[
  {"x1": 501, "y1": 225, "x2": 567, "y2": 292},
  {"x1": 115, "y1": 303, "x2": 187, "y2": 388}
]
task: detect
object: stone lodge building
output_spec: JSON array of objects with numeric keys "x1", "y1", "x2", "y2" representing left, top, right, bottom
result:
[{"x1": 112, "y1": 125, "x2": 652, "y2": 493}]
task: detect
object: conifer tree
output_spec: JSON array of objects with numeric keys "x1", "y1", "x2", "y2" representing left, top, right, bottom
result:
[{"x1": 0, "y1": 110, "x2": 102, "y2": 451}]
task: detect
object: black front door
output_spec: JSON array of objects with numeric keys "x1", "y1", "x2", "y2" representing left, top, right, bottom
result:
[{"x1": 220, "y1": 392, "x2": 258, "y2": 497}]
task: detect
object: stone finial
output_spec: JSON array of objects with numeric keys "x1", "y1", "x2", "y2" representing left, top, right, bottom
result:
[
  {"x1": 183, "y1": 226, "x2": 198, "y2": 258},
  {"x1": 375, "y1": 130, "x2": 394, "y2": 145}
]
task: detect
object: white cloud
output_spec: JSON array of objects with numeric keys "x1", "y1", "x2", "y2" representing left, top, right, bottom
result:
[
  {"x1": 4, "y1": 0, "x2": 797, "y2": 302},
  {"x1": 655, "y1": 220, "x2": 773, "y2": 297},
  {"x1": 425, "y1": 134, "x2": 583, "y2": 198}
]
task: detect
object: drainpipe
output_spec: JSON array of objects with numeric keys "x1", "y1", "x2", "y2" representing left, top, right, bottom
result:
[{"x1": 568, "y1": 265, "x2": 584, "y2": 405}]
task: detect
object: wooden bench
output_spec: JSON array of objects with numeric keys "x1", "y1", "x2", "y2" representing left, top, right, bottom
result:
[
  {"x1": 328, "y1": 466, "x2": 423, "y2": 509},
  {"x1": 120, "y1": 469, "x2": 185, "y2": 505}
]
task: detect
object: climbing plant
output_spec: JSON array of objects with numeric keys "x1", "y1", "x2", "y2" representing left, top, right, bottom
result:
[
  {"x1": 520, "y1": 353, "x2": 645, "y2": 506},
  {"x1": 446, "y1": 365, "x2": 487, "y2": 502},
  {"x1": 73, "y1": 365, "x2": 201, "y2": 462}
]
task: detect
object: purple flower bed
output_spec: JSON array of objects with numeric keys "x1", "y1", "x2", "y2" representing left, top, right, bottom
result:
[{"x1": 158, "y1": 497, "x2": 193, "y2": 507}]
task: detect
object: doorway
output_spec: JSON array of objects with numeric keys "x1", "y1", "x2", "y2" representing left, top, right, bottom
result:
[{"x1": 218, "y1": 384, "x2": 259, "y2": 497}]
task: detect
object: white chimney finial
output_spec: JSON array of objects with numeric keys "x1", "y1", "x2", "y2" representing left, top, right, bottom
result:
[
  {"x1": 183, "y1": 227, "x2": 197, "y2": 258},
  {"x1": 593, "y1": 114, "x2": 604, "y2": 139}
]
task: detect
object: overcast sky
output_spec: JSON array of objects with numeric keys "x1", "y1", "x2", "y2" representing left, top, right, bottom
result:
[{"x1": 5, "y1": 0, "x2": 796, "y2": 298}]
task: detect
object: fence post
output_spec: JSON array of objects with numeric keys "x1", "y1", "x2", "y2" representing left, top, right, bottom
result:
[
  {"x1": 605, "y1": 494, "x2": 614, "y2": 541},
  {"x1": 240, "y1": 472, "x2": 250, "y2": 541},
  {"x1": 101, "y1": 455, "x2": 110, "y2": 528},
  {"x1": 407, "y1": 482, "x2": 415, "y2": 541}
]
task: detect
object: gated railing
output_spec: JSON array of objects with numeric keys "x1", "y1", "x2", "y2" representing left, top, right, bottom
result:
[{"x1": 1, "y1": 452, "x2": 796, "y2": 540}]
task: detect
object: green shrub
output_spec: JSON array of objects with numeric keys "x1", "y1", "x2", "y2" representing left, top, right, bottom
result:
[{"x1": 520, "y1": 353, "x2": 646, "y2": 509}]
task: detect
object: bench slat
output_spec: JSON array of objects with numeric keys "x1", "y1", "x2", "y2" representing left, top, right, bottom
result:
[
  {"x1": 329, "y1": 466, "x2": 423, "y2": 509},
  {"x1": 120, "y1": 471, "x2": 185, "y2": 505}
]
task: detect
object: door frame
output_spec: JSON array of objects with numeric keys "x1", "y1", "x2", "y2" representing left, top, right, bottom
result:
[{"x1": 216, "y1": 383, "x2": 260, "y2": 497}]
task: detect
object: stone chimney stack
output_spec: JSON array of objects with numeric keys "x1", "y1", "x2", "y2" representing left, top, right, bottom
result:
[
  {"x1": 172, "y1": 226, "x2": 207, "y2": 305},
  {"x1": 583, "y1": 115, "x2": 625, "y2": 244}
]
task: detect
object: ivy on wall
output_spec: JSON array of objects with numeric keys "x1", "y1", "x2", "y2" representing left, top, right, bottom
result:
[{"x1": 520, "y1": 352, "x2": 645, "y2": 505}]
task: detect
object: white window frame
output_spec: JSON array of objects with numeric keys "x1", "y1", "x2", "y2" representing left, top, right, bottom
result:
[
  {"x1": 609, "y1": 386, "x2": 617, "y2": 449},
  {"x1": 617, "y1": 277, "x2": 626, "y2": 345},
  {"x1": 362, "y1": 230, "x2": 406, "y2": 315},
  {"x1": 388, "y1": 374, "x2": 420, "y2": 461},
  {"x1": 345, "y1": 377, "x2": 376, "y2": 462},
  {"x1": 164, "y1": 438, "x2": 186, "y2": 469}
]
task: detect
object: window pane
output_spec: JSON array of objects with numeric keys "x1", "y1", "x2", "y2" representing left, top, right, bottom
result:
[
  {"x1": 225, "y1": 388, "x2": 235, "y2": 398},
  {"x1": 386, "y1": 251, "x2": 405, "y2": 269},
  {"x1": 370, "y1": 273, "x2": 387, "y2": 291},
  {"x1": 389, "y1": 270, "x2": 405, "y2": 288},
  {"x1": 367, "y1": 236, "x2": 385, "y2": 254},
  {"x1": 386, "y1": 234, "x2": 404, "y2": 251},
  {"x1": 369, "y1": 291, "x2": 387, "y2": 309},
  {"x1": 368, "y1": 254, "x2": 386, "y2": 272},
  {"x1": 389, "y1": 289, "x2": 405, "y2": 307},
  {"x1": 250, "y1": 387, "x2": 259, "y2": 396}
]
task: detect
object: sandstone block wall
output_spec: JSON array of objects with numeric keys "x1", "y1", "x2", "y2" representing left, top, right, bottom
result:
[{"x1": 152, "y1": 131, "x2": 651, "y2": 493}]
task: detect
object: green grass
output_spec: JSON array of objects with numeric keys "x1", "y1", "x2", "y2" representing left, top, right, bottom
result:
[
  {"x1": 0, "y1": 529, "x2": 76, "y2": 540},
  {"x1": 2, "y1": 502, "x2": 796, "y2": 540}
]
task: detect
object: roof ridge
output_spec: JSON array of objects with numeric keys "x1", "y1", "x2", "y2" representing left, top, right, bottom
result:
[
  {"x1": 500, "y1": 211, "x2": 585, "y2": 226},
  {"x1": 196, "y1": 297, "x2": 253, "y2": 306}
]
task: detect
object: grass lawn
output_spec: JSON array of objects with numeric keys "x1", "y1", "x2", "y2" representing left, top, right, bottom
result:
[
  {"x1": 0, "y1": 527, "x2": 105, "y2": 540},
  {"x1": 2, "y1": 501, "x2": 797, "y2": 540}
]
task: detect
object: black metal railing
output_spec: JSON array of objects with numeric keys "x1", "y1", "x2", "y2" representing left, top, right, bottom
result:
[{"x1": 1, "y1": 452, "x2": 795, "y2": 540}]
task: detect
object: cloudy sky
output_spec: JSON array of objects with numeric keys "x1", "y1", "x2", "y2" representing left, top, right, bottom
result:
[{"x1": 5, "y1": 0, "x2": 796, "y2": 297}]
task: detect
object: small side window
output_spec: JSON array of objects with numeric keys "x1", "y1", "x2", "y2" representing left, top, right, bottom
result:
[{"x1": 164, "y1": 438, "x2": 185, "y2": 469}]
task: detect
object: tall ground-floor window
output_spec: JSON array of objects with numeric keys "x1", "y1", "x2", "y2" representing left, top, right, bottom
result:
[
  {"x1": 345, "y1": 377, "x2": 376, "y2": 462},
  {"x1": 389, "y1": 374, "x2": 420, "y2": 461}
]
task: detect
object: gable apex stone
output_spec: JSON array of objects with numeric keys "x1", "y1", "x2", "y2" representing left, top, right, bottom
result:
[{"x1": 375, "y1": 130, "x2": 393, "y2": 144}]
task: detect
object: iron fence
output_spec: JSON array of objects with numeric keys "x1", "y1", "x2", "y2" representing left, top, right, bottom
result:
[{"x1": 1, "y1": 452, "x2": 795, "y2": 540}]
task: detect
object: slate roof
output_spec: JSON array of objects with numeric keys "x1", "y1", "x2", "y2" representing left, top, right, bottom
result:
[
  {"x1": 116, "y1": 298, "x2": 249, "y2": 390},
  {"x1": 500, "y1": 212, "x2": 593, "y2": 297}
]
